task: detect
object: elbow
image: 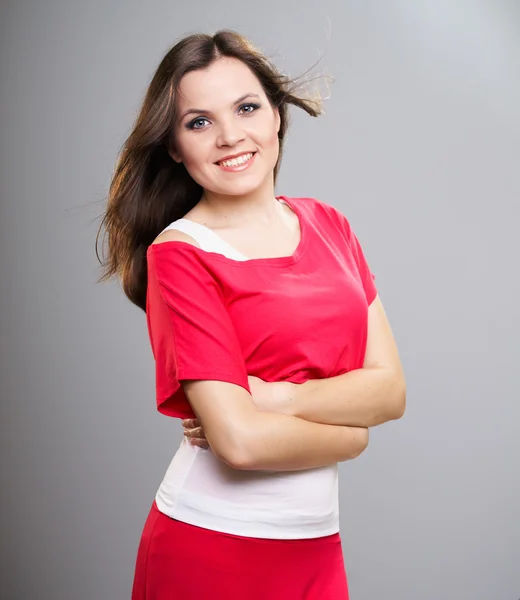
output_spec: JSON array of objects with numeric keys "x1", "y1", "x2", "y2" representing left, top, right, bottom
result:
[
  {"x1": 219, "y1": 445, "x2": 255, "y2": 470},
  {"x1": 205, "y1": 408, "x2": 261, "y2": 470},
  {"x1": 390, "y1": 376, "x2": 407, "y2": 420},
  {"x1": 370, "y1": 368, "x2": 407, "y2": 425},
  {"x1": 351, "y1": 428, "x2": 370, "y2": 459},
  {"x1": 211, "y1": 430, "x2": 256, "y2": 471},
  {"x1": 343, "y1": 427, "x2": 369, "y2": 461},
  {"x1": 395, "y1": 394, "x2": 406, "y2": 419},
  {"x1": 378, "y1": 372, "x2": 406, "y2": 424}
]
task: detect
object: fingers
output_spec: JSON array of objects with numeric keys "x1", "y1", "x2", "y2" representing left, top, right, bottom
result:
[
  {"x1": 182, "y1": 419, "x2": 209, "y2": 449},
  {"x1": 185, "y1": 434, "x2": 209, "y2": 449},
  {"x1": 186, "y1": 426, "x2": 204, "y2": 437},
  {"x1": 189, "y1": 438, "x2": 209, "y2": 449}
]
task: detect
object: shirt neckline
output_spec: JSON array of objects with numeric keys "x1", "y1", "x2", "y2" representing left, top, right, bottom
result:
[{"x1": 151, "y1": 196, "x2": 308, "y2": 268}]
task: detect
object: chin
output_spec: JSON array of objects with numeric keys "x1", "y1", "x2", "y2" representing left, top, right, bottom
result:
[{"x1": 211, "y1": 177, "x2": 268, "y2": 198}]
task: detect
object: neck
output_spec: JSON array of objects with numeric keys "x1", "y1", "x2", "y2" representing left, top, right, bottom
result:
[{"x1": 200, "y1": 177, "x2": 281, "y2": 228}]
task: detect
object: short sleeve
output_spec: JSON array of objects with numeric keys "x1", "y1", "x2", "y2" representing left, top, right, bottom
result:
[
  {"x1": 329, "y1": 206, "x2": 378, "y2": 305},
  {"x1": 145, "y1": 243, "x2": 250, "y2": 418}
]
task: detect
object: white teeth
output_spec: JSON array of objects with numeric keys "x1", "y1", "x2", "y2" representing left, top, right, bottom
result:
[{"x1": 219, "y1": 153, "x2": 253, "y2": 167}]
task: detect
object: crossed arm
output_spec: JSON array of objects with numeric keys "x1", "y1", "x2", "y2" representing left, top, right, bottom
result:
[
  {"x1": 182, "y1": 294, "x2": 406, "y2": 471},
  {"x1": 280, "y1": 294, "x2": 406, "y2": 427}
]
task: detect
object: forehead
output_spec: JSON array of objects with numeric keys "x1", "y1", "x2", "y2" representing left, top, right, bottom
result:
[{"x1": 176, "y1": 57, "x2": 264, "y2": 110}]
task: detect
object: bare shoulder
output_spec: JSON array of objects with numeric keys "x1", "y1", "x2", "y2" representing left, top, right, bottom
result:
[{"x1": 151, "y1": 228, "x2": 201, "y2": 249}]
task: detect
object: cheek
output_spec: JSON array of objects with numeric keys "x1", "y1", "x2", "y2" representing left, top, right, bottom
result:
[
  {"x1": 263, "y1": 118, "x2": 281, "y2": 152},
  {"x1": 248, "y1": 131, "x2": 275, "y2": 156},
  {"x1": 263, "y1": 127, "x2": 280, "y2": 161},
  {"x1": 248, "y1": 112, "x2": 279, "y2": 148},
  {"x1": 270, "y1": 128, "x2": 280, "y2": 150},
  {"x1": 177, "y1": 136, "x2": 210, "y2": 169}
]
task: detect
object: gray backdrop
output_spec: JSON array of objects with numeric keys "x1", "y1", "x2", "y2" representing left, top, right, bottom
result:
[{"x1": 1, "y1": 1, "x2": 518, "y2": 599}]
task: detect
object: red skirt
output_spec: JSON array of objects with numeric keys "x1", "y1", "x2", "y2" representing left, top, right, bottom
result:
[{"x1": 132, "y1": 500, "x2": 349, "y2": 599}]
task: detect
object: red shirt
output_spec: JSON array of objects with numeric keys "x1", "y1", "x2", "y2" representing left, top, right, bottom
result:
[{"x1": 146, "y1": 196, "x2": 377, "y2": 419}]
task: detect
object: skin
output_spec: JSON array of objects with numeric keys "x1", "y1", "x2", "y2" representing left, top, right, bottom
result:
[
  {"x1": 184, "y1": 376, "x2": 295, "y2": 449},
  {"x1": 169, "y1": 55, "x2": 301, "y2": 260},
  {"x1": 153, "y1": 56, "x2": 405, "y2": 471},
  {"x1": 170, "y1": 56, "x2": 281, "y2": 205},
  {"x1": 185, "y1": 298, "x2": 406, "y2": 447}
]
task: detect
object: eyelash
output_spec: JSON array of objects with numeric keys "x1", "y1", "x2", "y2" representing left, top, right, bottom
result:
[{"x1": 186, "y1": 103, "x2": 261, "y2": 130}]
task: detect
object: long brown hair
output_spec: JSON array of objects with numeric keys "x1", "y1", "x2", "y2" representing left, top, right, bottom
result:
[{"x1": 96, "y1": 30, "x2": 324, "y2": 311}]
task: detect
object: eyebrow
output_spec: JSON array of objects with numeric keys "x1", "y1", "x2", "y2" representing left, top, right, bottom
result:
[{"x1": 179, "y1": 93, "x2": 261, "y2": 120}]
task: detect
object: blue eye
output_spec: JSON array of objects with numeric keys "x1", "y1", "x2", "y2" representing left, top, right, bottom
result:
[
  {"x1": 185, "y1": 103, "x2": 260, "y2": 130},
  {"x1": 187, "y1": 117, "x2": 210, "y2": 130},
  {"x1": 238, "y1": 102, "x2": 260, "y2": 115}
]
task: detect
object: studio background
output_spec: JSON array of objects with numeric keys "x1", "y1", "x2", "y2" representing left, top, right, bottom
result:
[{"x1": 0, "y1": 1, "x2": 518, "y2": 599}]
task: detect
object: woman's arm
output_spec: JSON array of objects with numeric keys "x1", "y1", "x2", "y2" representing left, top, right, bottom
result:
[
  {"x1": 183, "y1": 379, "x2": 368, "y2": 472},
  {"x1": 280, "y1": 295, "x2": 406, "y2": 427},
  {"x1": 183, "y1": 295, "x2": 405, "y2": 452}
]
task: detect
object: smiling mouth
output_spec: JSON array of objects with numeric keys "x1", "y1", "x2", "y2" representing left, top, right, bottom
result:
[{"x1": 216, "y1": 152, "x2": 256, "y2": 168}]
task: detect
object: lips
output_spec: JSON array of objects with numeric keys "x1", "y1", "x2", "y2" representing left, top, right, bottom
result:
[{"x1": 215, "y1": 151, "x2": 256, "y2": 167}]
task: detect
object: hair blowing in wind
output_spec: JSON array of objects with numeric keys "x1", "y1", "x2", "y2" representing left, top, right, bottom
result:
[{"x1": 96, "y1": 30, "x2": 324, "y2": 311}]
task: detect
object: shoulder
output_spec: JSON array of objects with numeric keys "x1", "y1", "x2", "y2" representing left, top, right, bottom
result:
[
  {"x1": 147, "y1": 226, "x2": 205, "y2": 267},
  {"x1": 147, "y1": 227, "x2": 207, "y2": 283},
  {"x1": 284, "y1": 196, "x2": 352, "y2": 233},
  {"x1": 284, "y1": 195, "x2": 345, "y2": 217},
  {"x1": 151, "y1": 228, "x2": 201, "y2": 249},
  {"x1": 146, "y1": 224, "x2": 228, "y2": 296}
]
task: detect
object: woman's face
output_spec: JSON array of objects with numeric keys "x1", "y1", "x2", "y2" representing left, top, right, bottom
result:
[{"x1": 171, "y1": 56, "x2": 281, "y2": 198}]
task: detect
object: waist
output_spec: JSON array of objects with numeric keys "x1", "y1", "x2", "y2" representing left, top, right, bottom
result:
[{"x1": 155, "y1": 439, "x2": 340, "y2": 539}]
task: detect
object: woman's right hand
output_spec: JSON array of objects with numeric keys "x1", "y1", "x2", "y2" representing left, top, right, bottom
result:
[{"x1": 182, "y1": 418, "x2": 209, "y2": 449}]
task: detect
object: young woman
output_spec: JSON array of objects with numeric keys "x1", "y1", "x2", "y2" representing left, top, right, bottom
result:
[{"x1": 98, "y1": 30, "x2": 406, "y2": 600}]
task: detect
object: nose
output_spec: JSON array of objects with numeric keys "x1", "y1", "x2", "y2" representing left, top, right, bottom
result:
[{"x1": 216, "y1": 118, "x2": 245, "y2": 148}]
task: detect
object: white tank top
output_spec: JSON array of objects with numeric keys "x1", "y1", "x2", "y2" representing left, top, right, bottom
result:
[{"x1": 153, "y1": 213, "x2": 339, "y2": 539}]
